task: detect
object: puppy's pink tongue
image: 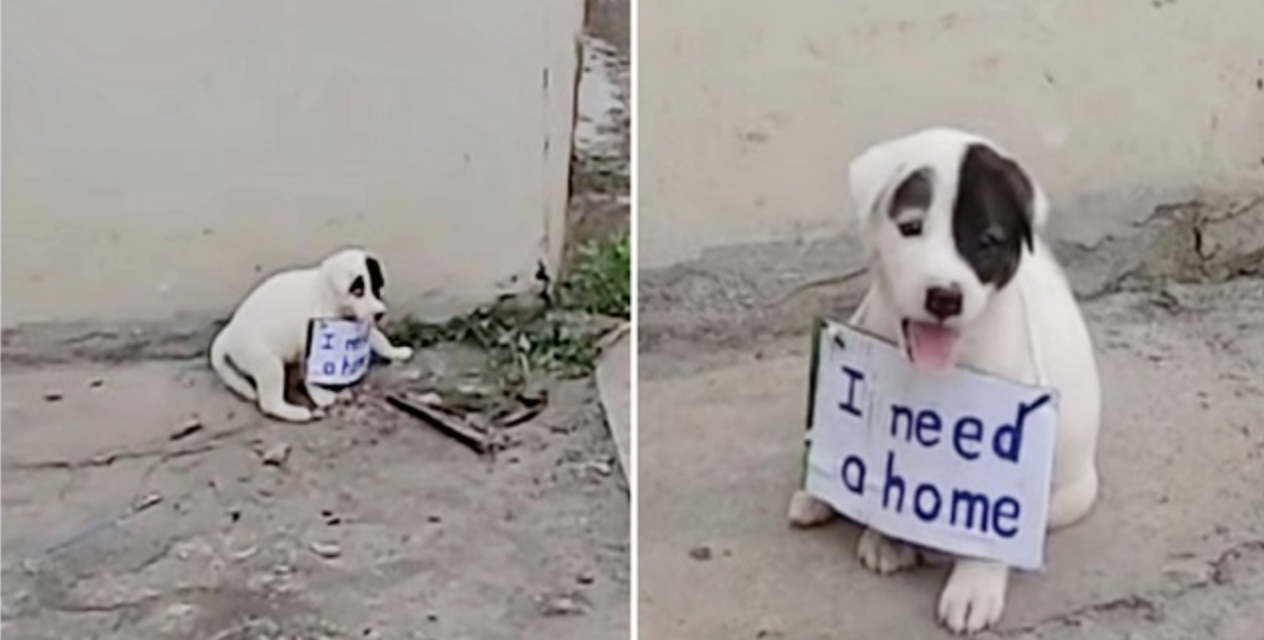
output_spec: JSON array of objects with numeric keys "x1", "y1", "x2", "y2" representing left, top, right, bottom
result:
[{"x1": 906, "y1": 322, "x2": 958, "y2": 371}]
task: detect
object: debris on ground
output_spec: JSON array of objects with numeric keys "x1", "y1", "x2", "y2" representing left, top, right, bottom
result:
[
  {"x1": 251, "y1": 440, "x2": 291, "y2": 467},
  {"x1": 170, "y1": 417, "x2": 203, "y2": 441},
  {"x1": 309, "y1": 540, "x2": 342, "y2": 559},
  {"x1": 538, "y1": 592, "x2": 588, "y2": 617},
  {"x1": 386, "y1": 393, "x2": 497, "y2": 455}
]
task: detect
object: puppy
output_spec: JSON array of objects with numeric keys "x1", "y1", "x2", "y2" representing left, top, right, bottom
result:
[
  {"x1": 209, "y1": 248, "x2": 414, "y2": 422},
  {"x1": 787, "y1": 128, "x2": 1102, "y2": 634}
]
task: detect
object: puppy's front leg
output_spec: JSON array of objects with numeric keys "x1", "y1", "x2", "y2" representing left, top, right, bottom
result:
[
  {"x1": 787, "y1": 490, "x2": 835, "y2": 528},
  {"x1": 938, "y1": 558, "x2": 1009, "y2": 635},
  {"x1": 369, "y1": 327, "x2": 413, "y2": 362},
  {"x1": 856, "y1": 527, "x2": 920, "y2": 575}
]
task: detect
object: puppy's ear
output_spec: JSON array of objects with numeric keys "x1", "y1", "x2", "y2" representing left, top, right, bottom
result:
[
  {"x1": 848, "y1": 138, "x2": 922, "y2": 224},
  {"x1": 1003, "y1": 155, "x2": 1049, "y2": 232},
  {"x1": 364, "y1": 255, "x2": 385, "y2": 299},
  {"x1": 319, "y1": 251, "x2": 354, "y2": 295},
  {"x1": 964, "y1": 143, "x2": 1050, "y2": 242}
]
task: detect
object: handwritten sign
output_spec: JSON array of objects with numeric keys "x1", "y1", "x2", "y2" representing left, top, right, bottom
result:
[
  {"x1": 802, "y1": 320, "x2": 1058, "y2": 570},
  {"x1": 305, "y1": 319, "x2": 373, "y2": 387}
]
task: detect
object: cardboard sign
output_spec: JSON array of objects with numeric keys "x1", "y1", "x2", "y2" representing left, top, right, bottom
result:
[
  {"x1": 305, "y1": 319, "x2": 373, "y2": 387},
  {"x1": 802, "y1": 320, "x2": 1058, "y2": 570}
]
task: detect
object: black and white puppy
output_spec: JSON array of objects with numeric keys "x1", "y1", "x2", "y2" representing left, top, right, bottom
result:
[
  {"x1": 209, "y1": 248, "x2": 414, "y2": 422},
  {"x1": 788, "y1": 128, "x2": 1103, "y2": 634}
]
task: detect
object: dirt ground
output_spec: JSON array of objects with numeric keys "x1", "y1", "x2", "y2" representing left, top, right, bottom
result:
[
  {"x1": 637, "y1": 198, "x2": 1264, "y2": 639},
  {"x1": 1, "y1": 351, "x2": 629, "y2": 640}
]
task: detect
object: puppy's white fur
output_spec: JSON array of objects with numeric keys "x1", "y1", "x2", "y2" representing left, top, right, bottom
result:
[
  {"x1": 788, "y1": 128, "x2": 1102, "y2": 634},
  {"x1": 209, "y1": 248, "x2": 414, "y2": 422}
]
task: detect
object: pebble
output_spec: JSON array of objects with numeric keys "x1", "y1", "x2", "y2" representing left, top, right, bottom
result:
[
  {"x1": 755, "y1": 621, "x2": 784, "y2": 638},
  {"x1": 688, "y1": 546, "x2": 713, "y2": 561},
  {"x1": 43, "y1": 390, "x2": 64, "y2": 402},
  {"x1": 539, "y1": 594, "x2": 584, "y2": 616},
  {"x1": 134, "y1": 492, "x2": 164, "y2": 511},
  {"x1": 88, "y1": 378, "x2": 105, "y2": 388},
  {"x1": 576, "y1": 570, "x2": 596, "y2": 585},
  {"x1": 262, "y1": 442, "x2": 291, "y2": 467},
  {"x1": 310, "y1": 541, "x2": 342, "y2": 559}
]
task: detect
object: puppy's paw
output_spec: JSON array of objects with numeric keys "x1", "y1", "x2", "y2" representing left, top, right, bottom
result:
[
  {"x1": 937, "y1": 560, "x2": 1008, "y2": 635},
  {"x1": 386, "y1": 346, "x2": 414, "y2": 362},
  {"x1": 266, "y1": 404, "x2": 316, "y2": 423},
  {"x1": 306, "y1": 385, "x2": 340, "y2": 409},
  {"x1": 856, "y1": 528, "x2": 919, "y2": 575},
  {"x1": 787, "y1": 490, "x2": 834, "y2": 528}
]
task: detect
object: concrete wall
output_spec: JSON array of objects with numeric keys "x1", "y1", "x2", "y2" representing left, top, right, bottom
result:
[
  {"x1": 639, "y1": 0, "x2": 1264, "y2": 268},
  {"x1": 3, "y1": 0, "x2": 585, "y2": 326}
]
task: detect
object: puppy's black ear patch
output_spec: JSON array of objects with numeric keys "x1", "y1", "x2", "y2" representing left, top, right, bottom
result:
[
  {"x1": 889, "y1": 167, "x2": 934, "y2": 219},
  {"x1": 349, "y1": 275, "x2": 366, "y2": 297},
  {"x1": 952, "y1": 144, "x2": 1035, "y2": 289},
  {"x1": 365, "y1": 257, "x2": 385, "y2": 299}
]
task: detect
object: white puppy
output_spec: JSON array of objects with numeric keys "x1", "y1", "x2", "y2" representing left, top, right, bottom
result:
[
  {"x1": 787, "y1": 128, "x2": 1102, "y2": 634},
  {"x1": 209, "y1": 248, "x2": 414, "y2": 422}
]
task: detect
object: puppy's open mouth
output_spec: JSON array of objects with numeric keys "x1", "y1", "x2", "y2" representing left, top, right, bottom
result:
[{"x1": 901, "y1": 320, "x2": 959, "y2": 372}]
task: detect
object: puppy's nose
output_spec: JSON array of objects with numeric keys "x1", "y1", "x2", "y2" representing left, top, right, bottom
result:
[
  {"x1": 924, "y1": 286, "x2": 963, "y2": 320},
  {"x1": 373, "y1": 312, "x2": 385, "y2": 324}
]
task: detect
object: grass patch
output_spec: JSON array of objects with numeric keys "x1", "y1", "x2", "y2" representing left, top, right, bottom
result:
[
  {"x1": 558, "y1": 232, "x2": 630, "y2": 319},
  {"x1": 390, "y1": 234, "x2": 630, "y2": 379},
  {"x1": 391, "y1": 310, "x2": 604, "y2": 379}
]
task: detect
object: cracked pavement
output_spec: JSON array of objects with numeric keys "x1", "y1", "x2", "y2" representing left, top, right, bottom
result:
[{"x1": 637, "y1": 199, "x2": 1264, "y2": 639}]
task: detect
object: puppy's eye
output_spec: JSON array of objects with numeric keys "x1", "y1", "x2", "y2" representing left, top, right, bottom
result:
[
  {"x1": 349, "y1": 276, "x2": 366, "y2": 298},
  {"x1": 980, "y1": 228, "x2": 1005, "y2": 249},
  {"x1": 897, "y1": 220, "x2": 923, "y2": 237}
]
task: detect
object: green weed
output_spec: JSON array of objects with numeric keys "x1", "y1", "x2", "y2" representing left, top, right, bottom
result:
[{"x1": 390, "y1": 234, "x2": 629, "y2": 379}]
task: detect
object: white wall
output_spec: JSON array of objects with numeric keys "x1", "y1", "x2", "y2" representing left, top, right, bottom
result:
[
  {"x1": 638, "y1": 0, "x2": 1264, "y2": 267},
  {"x1": 2, "y1": 0, "x2": 585, "y2": 326}
]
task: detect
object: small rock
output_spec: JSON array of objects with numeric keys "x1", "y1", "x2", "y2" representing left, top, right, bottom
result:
[
  {"x1": 43, "y1": 390, "x2": 64, "y2": 402},
  {"x1": 416, "y1": 392, "x2": 444, "y2": 406},
  {"x1": 539, "y1": 593, "x2": 585, "y2": 616},
  {"x1": 261, "y1": 442, "x2": 291, "y2": 467},
  {"x1": 755, "y1": 620, "x2": 784, "y2": 638},
  {"x1": 576, "y1": 570, "x2": 596, "y2": 585},
  {"x1": 688, "y1": 546, "x2": 712, "y2": 561},
  {"x1": 517, "y1": 382, "x2": 549, "y2": 407},
  {"x1": 427, "y1": 514, "x2": 443, "y2": 524},
  {"x1": 426, "y1": 611, "x2": 439, "y2": 623},
  {"x1": 229, "y1": 545, "x2": 259, "y2": 561},
  {"x1": 88, "y1": 378, "x2": 105, "y2": 388},
  {"x1": 134, "y1": 492, "x2": 164, "y2": 511},
  {"x1": 586, "y1": 461, "x2": 613, "y2": 477},
  {"x1": 310, "y1": 541, "x2": 342, "y2": 559}
]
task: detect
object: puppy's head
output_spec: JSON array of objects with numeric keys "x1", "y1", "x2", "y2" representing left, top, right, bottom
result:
[
  {"x1": 319, "y1": 248, "x2": 388, "y2": 323},
  {"x1": 848, "y1": 127, "x2": 1049, "y2": 372}
]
